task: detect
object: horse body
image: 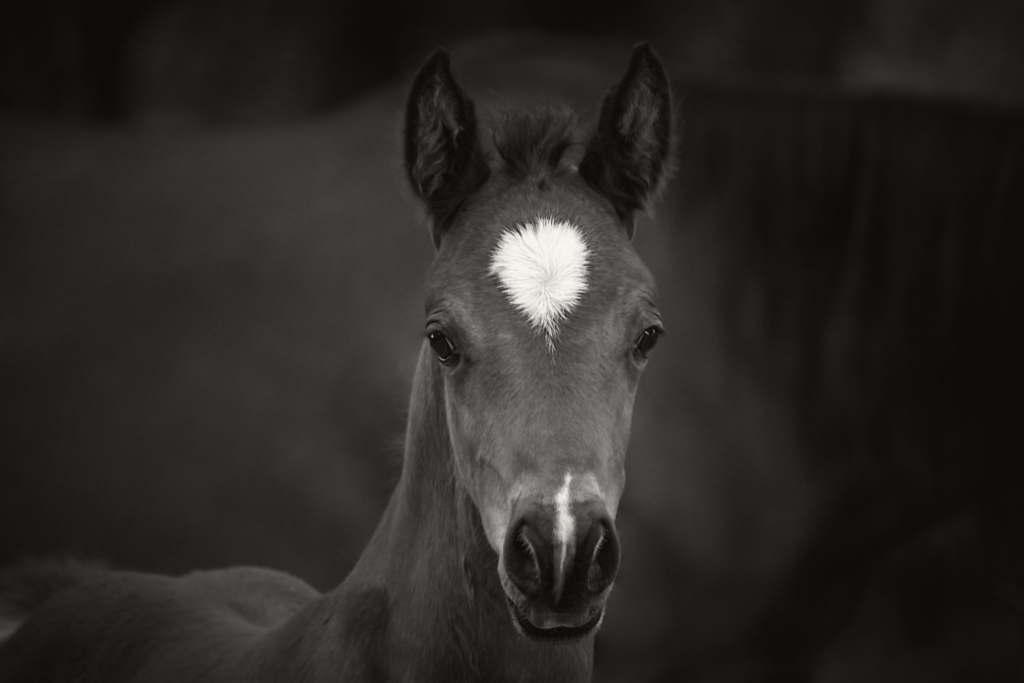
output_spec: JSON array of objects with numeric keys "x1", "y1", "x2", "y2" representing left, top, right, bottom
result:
[{"x1": 0, "y1": 45, "x2": 671, "y2": 682}]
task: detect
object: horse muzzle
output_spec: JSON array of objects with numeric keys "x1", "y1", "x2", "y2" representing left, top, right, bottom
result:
[{"x1": 500, "y1": 498, "x2": 620, "y2": 642}]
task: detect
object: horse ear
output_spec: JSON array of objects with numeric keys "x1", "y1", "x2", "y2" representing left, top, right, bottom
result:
[
  {"x1": 404, "y1": 49, "x2": 490, "y2": 248},
  {"x1": 579, "y1": 43, "x2": 673, "y2": 238}
]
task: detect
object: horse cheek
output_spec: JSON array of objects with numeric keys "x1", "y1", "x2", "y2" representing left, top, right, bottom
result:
[{"x1": 443, "y1": 384, "x2": 477, "y2": 490}]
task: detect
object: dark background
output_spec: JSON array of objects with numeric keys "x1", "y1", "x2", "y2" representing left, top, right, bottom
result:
[
  {"x1": 3, "y1": 0, "x2": 1024, "y2": 124},
  {"x1": 2, "y1": 1, "x2": 1023, "y2": 681}
]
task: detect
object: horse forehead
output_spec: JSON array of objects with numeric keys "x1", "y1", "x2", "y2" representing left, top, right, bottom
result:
[
  {"x1": 428, "y1": 186, "x2": 653, "y2": 333},
  {"x1": 486, "y1": 217, "x2": 591, "y2": 341}
]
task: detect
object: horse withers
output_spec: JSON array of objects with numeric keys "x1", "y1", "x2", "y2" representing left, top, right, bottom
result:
[{"x1": 0, "y1": 43, "x2": 672, "y2": 682}]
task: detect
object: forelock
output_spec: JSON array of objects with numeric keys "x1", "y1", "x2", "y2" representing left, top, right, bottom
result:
[{"x1": 492, "y1": 108, "x2": 584, "y2": 182}]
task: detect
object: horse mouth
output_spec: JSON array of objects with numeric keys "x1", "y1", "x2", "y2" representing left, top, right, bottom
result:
[{"x1": 505, "y1": 596, "x2": 604, "y2": 643}]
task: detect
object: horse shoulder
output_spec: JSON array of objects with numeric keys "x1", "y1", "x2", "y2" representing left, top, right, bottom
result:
[{"x1": 247, "y1": 582, "x2": 391, "y2": 682}]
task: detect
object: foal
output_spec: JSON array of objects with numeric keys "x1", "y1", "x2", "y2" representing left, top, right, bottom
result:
[{"x1": 0, "y1": 44, "x2": 672, "y2": 682}]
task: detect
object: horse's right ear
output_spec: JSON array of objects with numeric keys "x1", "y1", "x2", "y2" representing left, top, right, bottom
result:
[
  {"x1": 404, "y1": 49, "x2": 490, "y2": 248},
  {"x1": 579, "y1": 44, "x2": 673, "y2": 239}
]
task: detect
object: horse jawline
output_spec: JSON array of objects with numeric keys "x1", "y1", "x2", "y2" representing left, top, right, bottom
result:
[{"x1": 504, "y1": 596, "x2": 604, "y2": 644}]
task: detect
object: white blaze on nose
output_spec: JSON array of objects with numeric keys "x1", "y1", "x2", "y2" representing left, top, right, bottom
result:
[
  {"x1": 554, "y1": 472, "x2": 575, "y2": 572},
  {"x1": 489, "y1": 218, "x2": 589, "y2": 351}
]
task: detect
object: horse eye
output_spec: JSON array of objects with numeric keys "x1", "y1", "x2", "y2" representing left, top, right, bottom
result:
[
  {"x1": 634, "y1": 326, "x2": 661, "y2": 360},
  {"x1": 428, "y1": 331, "x2": 458, "y2": 365}
]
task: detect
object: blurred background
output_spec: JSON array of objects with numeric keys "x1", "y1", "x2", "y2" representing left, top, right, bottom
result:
[
  {"x1": 2, "y1": 0, "x2": 1024, "y2": 124},
  {"x1": 1, "y1": 1, "x2": 1022, "y2": 682}
]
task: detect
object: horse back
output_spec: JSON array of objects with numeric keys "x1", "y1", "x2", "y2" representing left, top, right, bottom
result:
[{"x1": 0, "y1": 562, "x2": 322, "y2": 682}]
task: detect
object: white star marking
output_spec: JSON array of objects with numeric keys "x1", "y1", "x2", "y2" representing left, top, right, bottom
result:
[{"x1": 489, "y1": 218, "x2": 589, "y2": 352}]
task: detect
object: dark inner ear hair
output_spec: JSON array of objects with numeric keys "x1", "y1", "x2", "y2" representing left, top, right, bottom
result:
[
  {"x1": 418, "y1": 97, "x2": 491, "y2": 237},
  {"x1": 579, "y1": 44, "x2": 674, "y2": 232},
  {"x1": 403, "y1": 49, "x2": 491, "y2": 245}
]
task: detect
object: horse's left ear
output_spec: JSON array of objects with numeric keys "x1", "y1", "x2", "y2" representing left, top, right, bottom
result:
[
  {"x1": 579, "y1": 43, "x2": 673, "y2": 238},
  {"x1": 404, "y1": 49, "x2": 491, "y2": 248}
]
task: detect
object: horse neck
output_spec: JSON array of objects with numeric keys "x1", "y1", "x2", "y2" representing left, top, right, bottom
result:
[{"x1": 337, "y1": 342, "x2": 593, "y2": 681}]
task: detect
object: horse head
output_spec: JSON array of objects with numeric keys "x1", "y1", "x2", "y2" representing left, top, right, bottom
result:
[{"x1": 404, "y1": 44, "x2": 672, "y2": 641}]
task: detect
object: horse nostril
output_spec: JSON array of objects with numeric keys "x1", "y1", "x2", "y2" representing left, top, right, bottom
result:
[
  {"x1": 505, "y1": 505, "x2": 620, "y2": 608},
  {"x1": 504, "y1": 519, "x2": 543, "y2": 596},
  {"x1": 584, "y1": 519, "x2": 620, "y2": 594}
]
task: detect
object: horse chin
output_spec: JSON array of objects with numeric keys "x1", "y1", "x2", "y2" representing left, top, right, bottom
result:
[{"x1": 504, "y1": 596, "x2": 604, "y2": 644}]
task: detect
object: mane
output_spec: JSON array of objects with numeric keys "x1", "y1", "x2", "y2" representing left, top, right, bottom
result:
[{"x1": 490, "y1": 107, "x2": 584, "y2": 184}]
